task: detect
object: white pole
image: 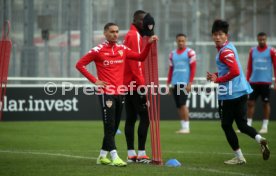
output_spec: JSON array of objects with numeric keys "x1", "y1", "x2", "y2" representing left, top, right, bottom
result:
[{"x1": 221, "y1": 0, "x2": 225, "y2": 19}]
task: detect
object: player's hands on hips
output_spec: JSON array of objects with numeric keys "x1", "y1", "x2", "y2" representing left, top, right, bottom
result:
[
  {"x1": 95, "y1": 80, "x2": 109, "y2": 87},
  {"x1": 148, "y1": 35, "x2": 159, "y2": 43},
  {"x1": 167, "y1": 84, "x2": 172, "y2": 95},
  {"x1": 185, "y1": 83, "x2": 192, "y2": 93}
]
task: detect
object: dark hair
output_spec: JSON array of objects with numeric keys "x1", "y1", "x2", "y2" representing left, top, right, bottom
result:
[
  {"x1": 133, "y1": 10, "x2": 146, "y2": 20},
  {"x1": 104, "y1": 22, "x2": 118, "y2": 31},
  {"x1": 257, "y1": 32, "x2": 267, "y2": 37},
  {"x1": 211, "y1": 19, "x2": 229, "y2": 34},
  {"x1": 176, "y1": 33, "x2": 186, "y2": 39}
]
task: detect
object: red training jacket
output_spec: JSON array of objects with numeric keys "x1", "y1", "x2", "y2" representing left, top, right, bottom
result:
[
  {"x1": 123, "y1": 24, "x2": 145, "y2": 89},
  {"x1": 76, "y1": 40, "x2": 152, "y2": 95}
]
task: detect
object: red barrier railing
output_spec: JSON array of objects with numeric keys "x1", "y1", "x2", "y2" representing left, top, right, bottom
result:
[
  {"x1": 143, "y1": 38, "x2": 162, "y2": 165},
  {"x1": 0, "y1": 21, "x2": 12, "y2": 120}
]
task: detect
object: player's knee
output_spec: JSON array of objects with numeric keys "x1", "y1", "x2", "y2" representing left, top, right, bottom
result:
[
  {"x1": 236, "y1": 123, "x2": 248, "y2": 133},
  {"x1": 125, "y1": 118, "x2": 137, "y2": 126},
  {"x1": 221, "y1": 123, "x2": 231, "y2": 131},
  {"x1": 247, "y1": 101, "x2": 255, "y2": 107},
  {"x1": 262, "y1": 101, "x2": 270, "y2": 106},
  {"x1": 237, "y1": 126, "x2": 245, "y2": 133},
  {"x1": 142, "y1": 119, "x2": 150, "y2": 127}
]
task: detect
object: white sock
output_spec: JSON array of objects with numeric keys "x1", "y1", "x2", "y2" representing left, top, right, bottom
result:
[
  {"x1": 127, "y1": 150, "x2": 137, "y2": 157},
  {"x1": 181, "y1": 120, "x2": 189, "y2": 129},
  {"x1": 110, "y1": 150, "x2": 119, "y2": 160},
  {"x1": 234, "y1": 148, "x2": 244, "y2": 158},
  {"x1": 247, "y1": 118, "x2": 252, "y2": 126},
  {"x1": 138, "y1": 150, "x2": 146, "y2": 157},
  {"x1": 99, "y1": 150, "x2": 108, "y2": 157},
  {"x1": 180, "y1": 120, "x2": 185, "y2": 129},
  {"x1": 255, "y1": 134, "x2": 263, "y2": 144},
  {"x1": 262, "y1": 119, "x2": 269, "y2": 129}
]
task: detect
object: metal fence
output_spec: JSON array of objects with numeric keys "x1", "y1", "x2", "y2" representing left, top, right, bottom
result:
[{"x1": 1, "y1": 0, "x2": 275, "y2": 80}]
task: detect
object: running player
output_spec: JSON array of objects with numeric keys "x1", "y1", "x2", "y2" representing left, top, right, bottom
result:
[{"x1": 207, "y1": 19, "x2": 270, "y2": 164}]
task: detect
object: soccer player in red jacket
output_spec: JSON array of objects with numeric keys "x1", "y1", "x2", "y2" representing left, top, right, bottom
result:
[
  {"x1": 246, "y1": 32, "x2": 276, "y2": 134},
  {"x1": 123, "y1": 10, "x2": 151, "y2": 164},
  {"x1": 76, "y1": 22, "x2": 158, "y2": 167}
]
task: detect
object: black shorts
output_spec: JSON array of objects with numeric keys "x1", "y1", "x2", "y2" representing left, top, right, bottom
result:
[
  {"x1": 125, "y1": 91, "x2": 148, "y2": 114},
  {"x1": 248, "y1": 84, "x2": 270, "y2": 102},
  {"x1": 218, "y1": 95, "x2": 247, "y2": 124},
  {"x1": 172, "y1": 84, "x2": 188, "y2": 108}
]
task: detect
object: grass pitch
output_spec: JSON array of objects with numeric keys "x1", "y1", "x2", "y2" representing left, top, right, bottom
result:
[{"x1": 0, "y1": 120, "x2": 275, "y2": 176}]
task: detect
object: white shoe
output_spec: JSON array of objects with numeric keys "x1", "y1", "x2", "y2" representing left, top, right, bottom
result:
[
  {"x1": 259, "y1": 128, "x2": 268, "y2": 134},
  {"x1": 176, "y1": 129, "x2": 190, "y2": 134},
  {"x1": 224, "y1": 157, "x2": 246, "y2": 165}
]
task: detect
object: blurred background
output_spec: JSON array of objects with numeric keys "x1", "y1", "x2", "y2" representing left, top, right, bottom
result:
[{"x1": 1, "y1": 0, "x2": 275, "y2": 80}]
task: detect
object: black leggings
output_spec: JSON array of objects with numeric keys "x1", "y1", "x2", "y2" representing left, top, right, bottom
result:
[
  {"x1": 219, "y1": 95, "x2": 258, "y2": 151},
  {"x1": 125, "y1": 91, "x2": 149, "y2": 150},
  {"x1": 99, "y1": 94, "x2": 124, "y2": 151}
]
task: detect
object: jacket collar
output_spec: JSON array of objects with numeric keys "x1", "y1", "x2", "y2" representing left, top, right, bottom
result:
[
  {"x1": 257, "y1": 44, "x2": 268, "y2": 52},
  {"x1": 216, "y1": 40, "x2": 229, "y2": 51},
  {"x1": 176, "y1": 48, "x2": 187, "y2": 54},
  {"x1": 104, "y1": 40, "x2": 117, "y2": 47},
  {"x1": 130, "y1": 24, "x2": 142, "y2": 35}
]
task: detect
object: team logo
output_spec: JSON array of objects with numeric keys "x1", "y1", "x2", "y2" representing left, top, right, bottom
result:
[
  {"x1": 148, "y1": 24, "x2": 154, "y2": 30},
  {"x1": 118, "y1": 50, "x2": 123, "y2": 57},
  {"x1": 106, "y1": 100, "x2": 113, "y2": 108}
]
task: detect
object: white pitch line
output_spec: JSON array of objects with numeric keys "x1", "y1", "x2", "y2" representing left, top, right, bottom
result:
[
  {"x1": 163, "y1": 150, "x2": 265, "y2": 156},
  {"x1": 187, "y1": 167, "x2": 256, "y2": 176},
  {"x1": 0, "y1": 150, "x2": 96, "y2": 160},
  {"x1": 0, "y1": 150, "x2": 257, "y2": 176}
]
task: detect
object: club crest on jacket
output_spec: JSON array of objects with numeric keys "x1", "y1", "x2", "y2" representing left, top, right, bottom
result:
[{"x1": 106, "y1": 100, "x2": 113, "y2": 108}]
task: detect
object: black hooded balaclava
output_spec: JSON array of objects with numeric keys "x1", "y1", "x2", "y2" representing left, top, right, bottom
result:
[{"x1": 141, "y1": 13, "x2": 155, "y2": 36}]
